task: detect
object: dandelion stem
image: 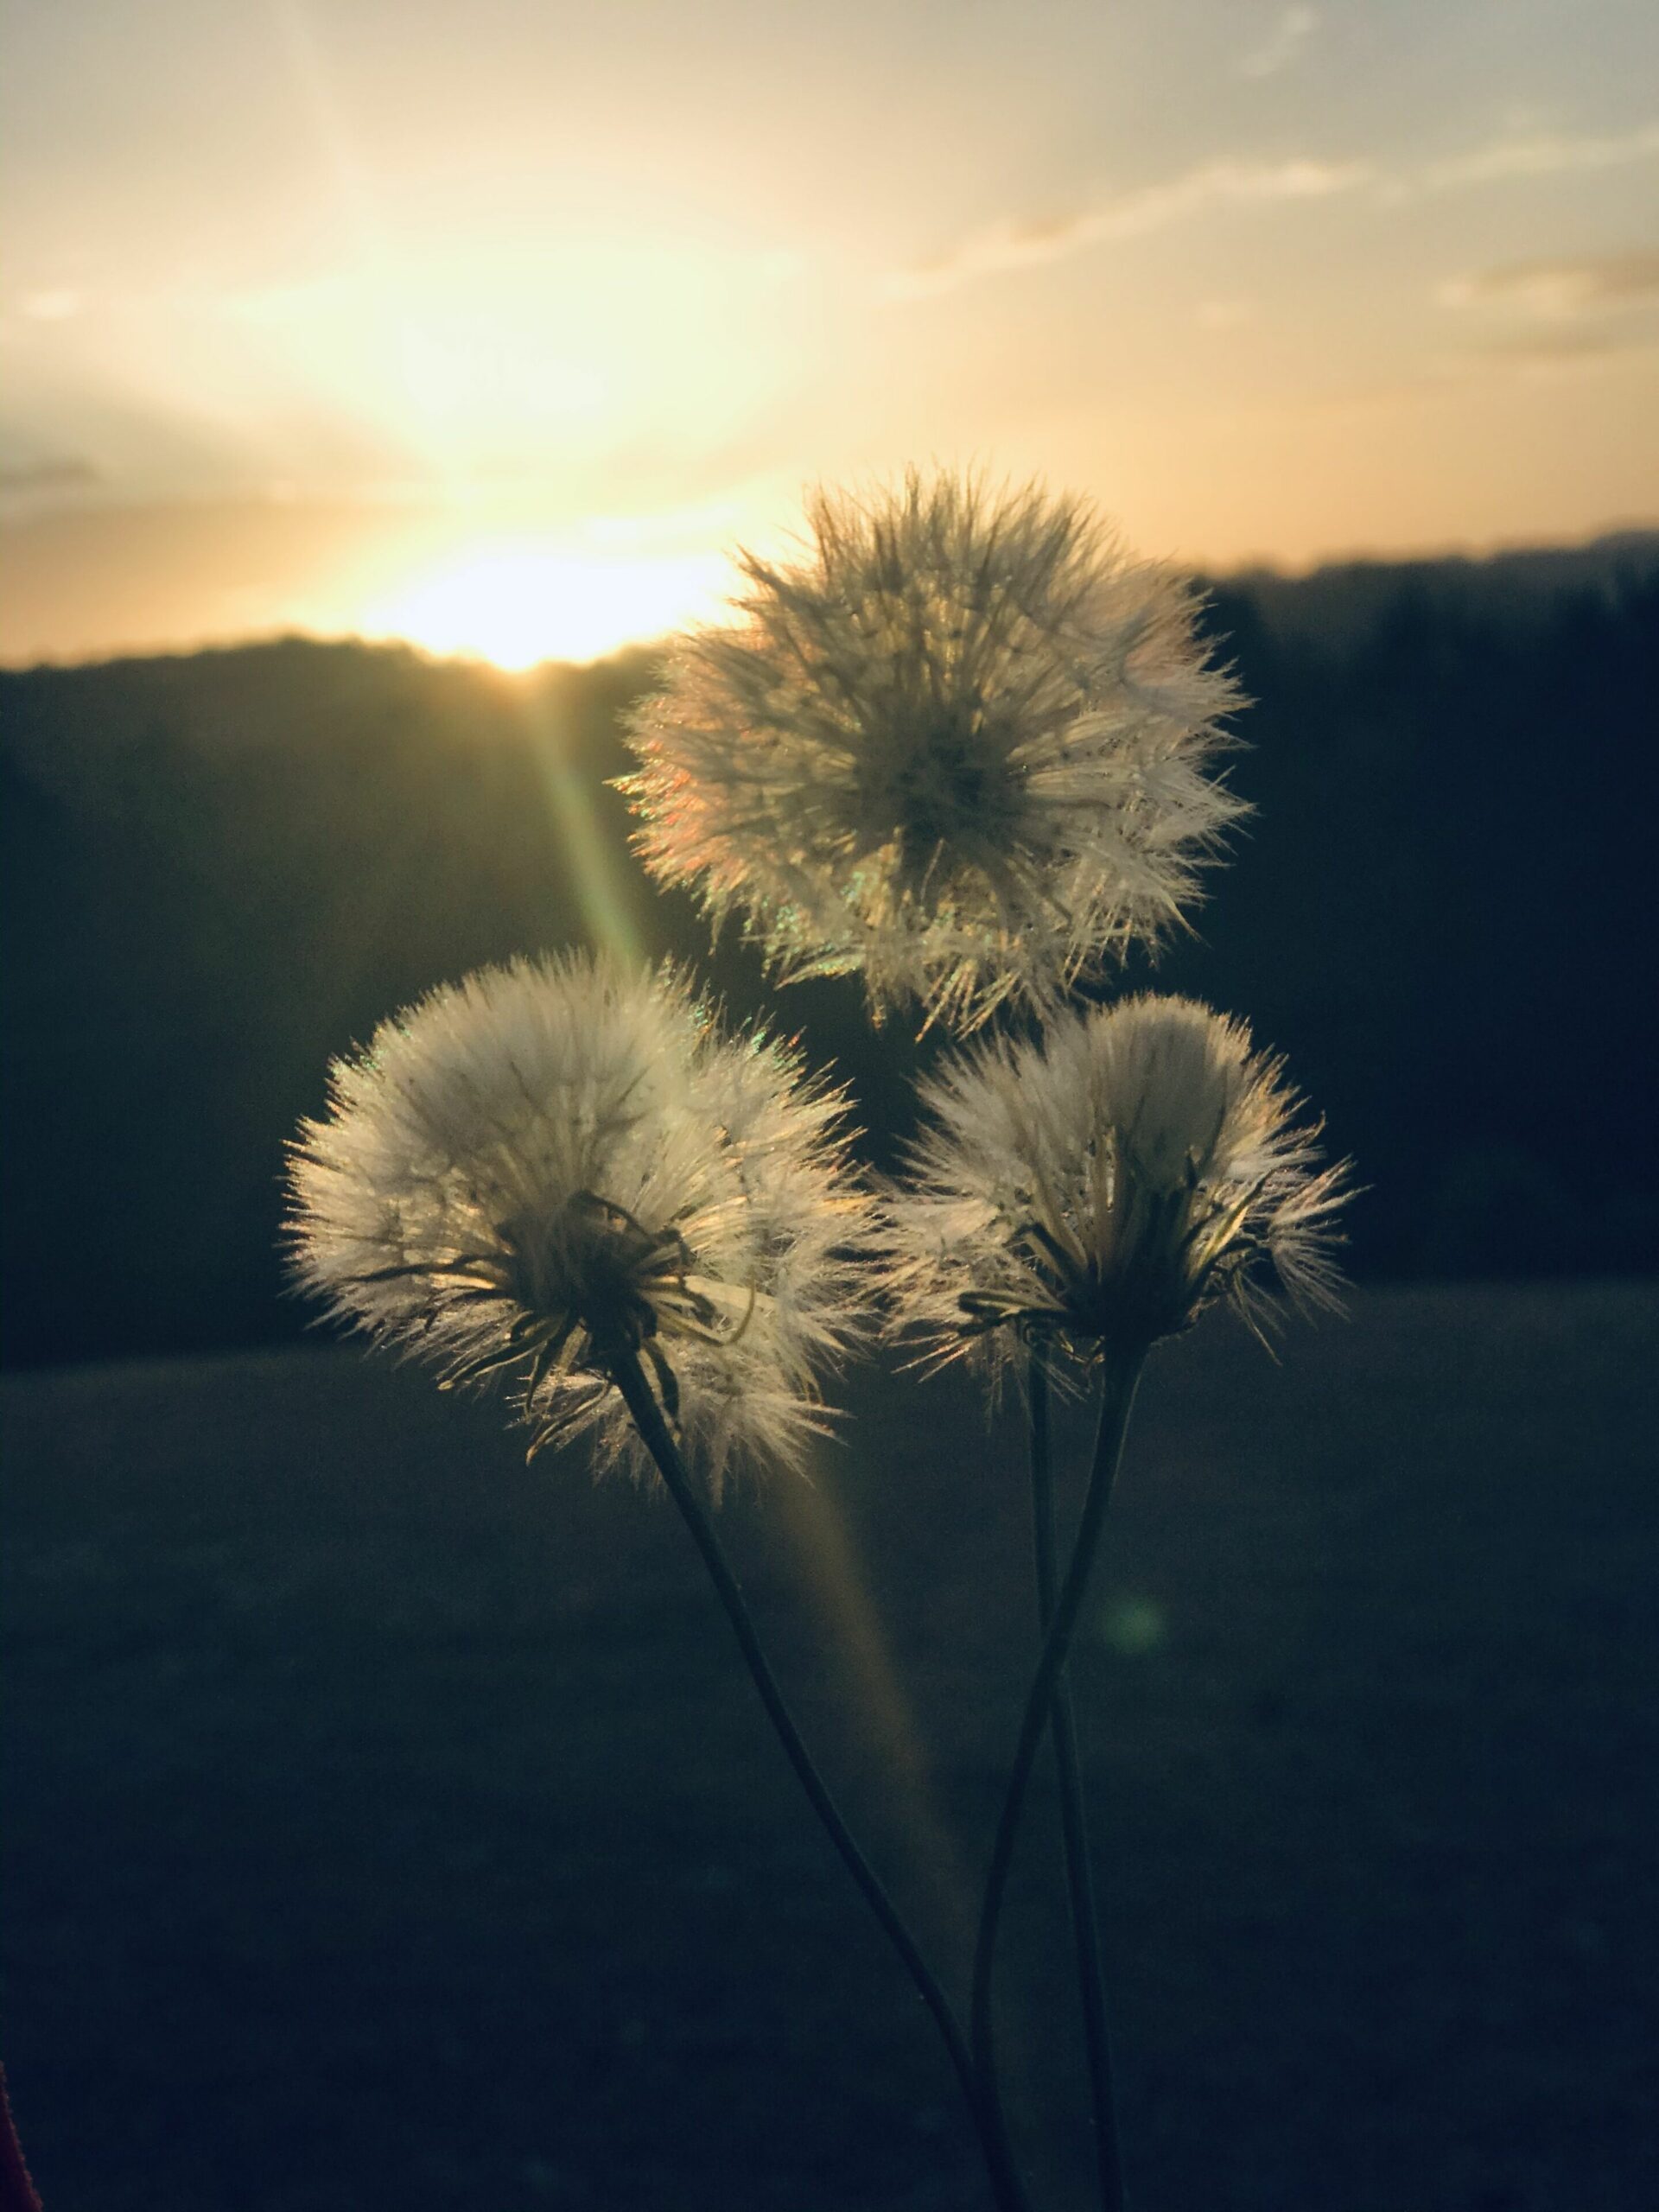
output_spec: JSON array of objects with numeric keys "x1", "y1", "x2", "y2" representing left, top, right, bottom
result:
[
  {"x1": 1028, "y1": 1343, "x2": 1127, "y2": 2212},
  {"x1": 971, "y1": 1345, "x2": 1144, "y2": 2199},
  {"x1": 610, "y1": 1348, "x2": 1033, "y2": 2212}
]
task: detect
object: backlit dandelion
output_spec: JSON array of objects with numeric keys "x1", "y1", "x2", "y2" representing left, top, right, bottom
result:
[
  {"x1": 881, "y1": 999, "x2": 1351, "y2": 2205},
  {"x1": 288, "y1": 954, "x2": 1036, "y2": 2205},
  {"x1": 882, "y1": 993, "x2": 1350, "y2": 1384},
  {"x1": 287, "y1": 953, "x2": 871, "y2": 1491},
  {"x1": 622, "y1": 470, "x2": 1246, "y2": 1029}
]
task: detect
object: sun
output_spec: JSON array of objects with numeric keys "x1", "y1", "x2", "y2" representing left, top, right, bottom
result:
[{"x1": 356, "y1": 540, "x2": 729, "y2": 669}]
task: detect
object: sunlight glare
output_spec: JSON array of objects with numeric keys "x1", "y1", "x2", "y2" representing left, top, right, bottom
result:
[{"x1": 356, "y1": 540, "x2": 730, "y2": 667}]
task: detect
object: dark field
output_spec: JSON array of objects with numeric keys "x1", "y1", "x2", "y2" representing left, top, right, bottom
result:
[{"x1": 3, "y1": 1283, "x2": 1656, "y2": 2211}]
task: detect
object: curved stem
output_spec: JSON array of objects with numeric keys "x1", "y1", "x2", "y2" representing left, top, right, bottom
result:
[
  {"x1": 1028, "y1": 1345, "x2": 1126, "y2": 2212},
  {"x1": 971, "y1": 1346, "x2": 1145, "y2": 2184},
  {"x1": 609, "y1": 1349, "x2": 1033, "y2": 2212},
  {"x1": 0, "y1": 2063, "x2": 42, "y2": 2212}
]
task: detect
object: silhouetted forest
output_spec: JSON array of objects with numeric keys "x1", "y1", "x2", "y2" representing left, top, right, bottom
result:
[{"x1": 3, "y1": 535, "x2": 1656, "y2": 1367}]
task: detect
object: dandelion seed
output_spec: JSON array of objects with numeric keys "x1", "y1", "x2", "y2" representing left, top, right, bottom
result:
[
  {"x1": 286, "y1": 953, "x2": 872, "y2": 1491},
  {"x1": 881, "y1": 994, "x2": 1351, "y2": 1386},
  {"x1": 621, "y1": 470, "x2": 1245, "y2": 1030}
]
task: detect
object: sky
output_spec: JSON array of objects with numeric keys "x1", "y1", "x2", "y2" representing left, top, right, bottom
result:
[{"x1": 3, "y1": 0, "x2": 1657, "y2": 665}]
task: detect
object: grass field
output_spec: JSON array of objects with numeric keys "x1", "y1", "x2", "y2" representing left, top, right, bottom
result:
[{"x1": 3, "y1": 1283, "x2": 1656, "y2": 2211}]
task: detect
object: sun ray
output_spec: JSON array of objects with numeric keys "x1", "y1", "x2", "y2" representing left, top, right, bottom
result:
[
  {"x1": 518, "y1": 680, "x2": 647, "y2": 973},
  {"x1": 764, "y1": 1443, "x2": 982, "y2": 1960}
]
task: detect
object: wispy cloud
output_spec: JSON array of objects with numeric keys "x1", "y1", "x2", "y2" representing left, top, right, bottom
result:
[
  {"x1": 14, "y1": 290, "x2": 86, "y2": 324},
  {"x1": 1238, "y1": 5, "x2": 1319, "y2": 81},
  {"x1": 0, "y1": 455, "x2": 100, "y2": 495},
  {"x1": 1474, "y1": 325, "x2": 1659, "y2": 368},
  {"x1": 1410, "y1": 121, "x2": 1659, "y2": 195},
  {"x1": 887, "y1": 119, "x2": 1659, "y2": 303},
  {"x1": 887, "y1": 157, "x2": 1371, "y2": 301},
  {"x1": 1442, "y1": 250, "x2": 1659, "y2": 318}
]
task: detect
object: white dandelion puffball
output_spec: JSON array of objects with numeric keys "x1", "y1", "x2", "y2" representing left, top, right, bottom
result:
[
  {"x1": 882, "y1": 995, "x2": 1350, "y2": 1387},
  {"x1": 622, "y1": 470, "x2": 1246, "y2": 1031},
  {"x1": 288, "y1": 953, "x2": 873, "y2": 1490}
]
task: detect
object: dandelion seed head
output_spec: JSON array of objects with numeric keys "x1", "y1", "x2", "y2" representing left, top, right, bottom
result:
[
  {"x1": 622, "y1": 470, "x2": 1246, "y2": 1030},
  {"x1": 287, "y1": 953, "x2": 873, "y2": 1491},
  {"x1": 880, "y1": 995, "x2": 1351, "y2": 1389}
]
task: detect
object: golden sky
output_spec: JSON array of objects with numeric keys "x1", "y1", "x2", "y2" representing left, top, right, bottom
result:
[{"x1": 3, "y1": 0, "x2": 1657, "y2": 665}]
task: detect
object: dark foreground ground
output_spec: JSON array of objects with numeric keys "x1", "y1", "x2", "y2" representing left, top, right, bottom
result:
[{"x1": 3, "y1": 1284, "x2": 1656, "y2": 2212}]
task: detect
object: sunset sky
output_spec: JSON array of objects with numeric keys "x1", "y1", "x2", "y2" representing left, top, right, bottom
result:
[{"x1": 3, "y1": 0, "x2": 1656, "y2": 665}]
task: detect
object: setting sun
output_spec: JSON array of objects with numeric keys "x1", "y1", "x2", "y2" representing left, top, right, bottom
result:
[
  {"x1": 353, "y1": 540, "x2": 732, "y2": 667},
  {"x1": 4, "y1": 0, "x2": 1656, "y2": 671}
]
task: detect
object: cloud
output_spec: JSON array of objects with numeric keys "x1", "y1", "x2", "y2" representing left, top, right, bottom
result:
[
  {"x1": 1238, "y1": 5, "x2": 1319, "y2": 81},
  {"x1": 885, "y1": 118, "x2": 1659, "y2": 306},
  {"x1": 887, "y1": 156, "x2": 1372, "y2": 301},
  {"x1": 1412, "y1": 121, "x2": 1659, "y2": 195},
  {"x1": 1441, "y1": 250, "x2": 1659, "y2": 318},
  {"x1": 16, "y1": 289, "x2": 86, "y2": 323},
  {"x1": 0, "y1": 455, "x2": 100, "y2": 495},
  {"x1": 1474, "y1": 326, "x2": 1658, "y2": 367}
]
